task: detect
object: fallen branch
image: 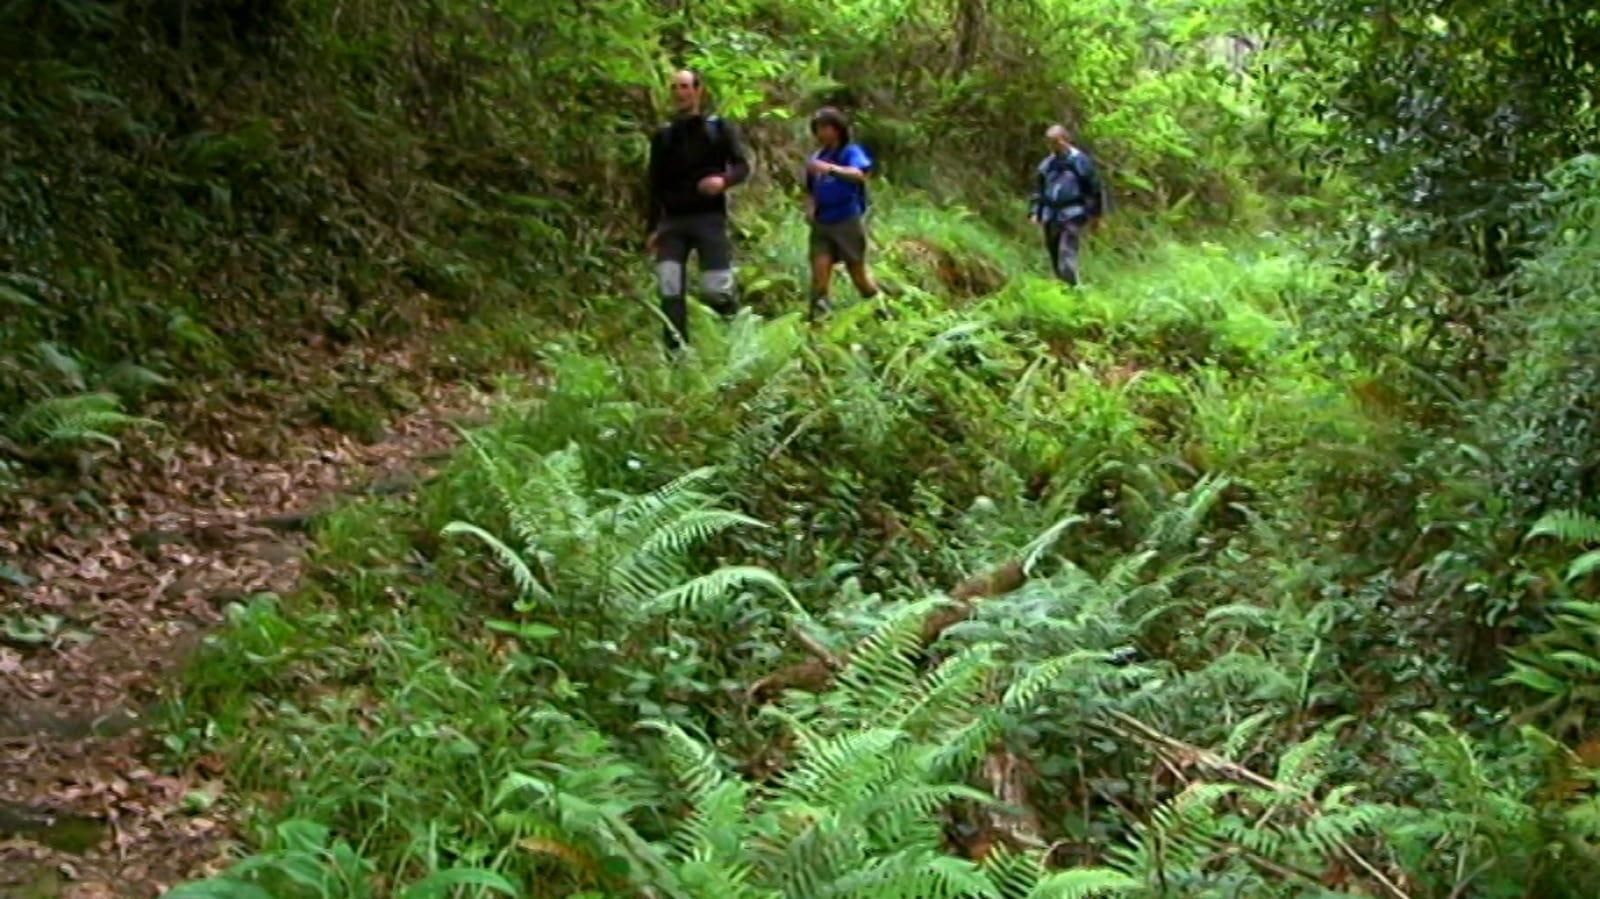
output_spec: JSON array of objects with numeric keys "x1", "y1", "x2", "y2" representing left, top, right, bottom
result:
[
  {"x1": 790, "y1": 623, "x2": 845, "y2": 671},
  {"x1": 1099, "y1": 711, "x2": 1412, "y2": 899},
  {"x1": 0, "y1": 434, "x2": 44, "y2": 464},
  {"x1": 746, "y1": 623, "x2": 846, "y2": 702},
  {"x1": 977, "y1": 745, "x2": 1047, "y2": 852},
  {"x1": 920, "y1": 559, "x2": 1026, "y2": 644},
  {"x1": 748, "y1": 558, "x2": 1028, "y2": 704}
]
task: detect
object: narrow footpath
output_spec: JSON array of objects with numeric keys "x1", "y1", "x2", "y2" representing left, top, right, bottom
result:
[{"x1": 1, "y1": 368, "x2": 491, "y2": 897}]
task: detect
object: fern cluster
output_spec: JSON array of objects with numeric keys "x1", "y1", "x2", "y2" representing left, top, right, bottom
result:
[
  {"x1": 488, "y1": 589, "x2": 1141, "y2": 899},
  {"x1": 443, "y1": 435, "x2": 791, "y2": 618},
  {"x1": 6, "y1": 390, "x2": 153, "y2": 451}
]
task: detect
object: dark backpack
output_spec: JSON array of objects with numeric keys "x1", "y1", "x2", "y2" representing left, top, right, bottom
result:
[
  {"x1": 659, "y1": 115, "x2": 732, "y2": 161},
  {"x1": 1042, "y1": 153, "x2": 1088, "y2": 209},
  {"x1": 704, "y1": 115, "x2": 724, "y2": 146}
]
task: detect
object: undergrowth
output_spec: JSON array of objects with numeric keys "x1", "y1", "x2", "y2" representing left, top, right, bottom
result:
[
  {"x1": 10, "y1": 1, "x2": 1599, "y2": 896},
  {"x1": 159, "y1": 177, "x2": 1600, "y2": 897}
]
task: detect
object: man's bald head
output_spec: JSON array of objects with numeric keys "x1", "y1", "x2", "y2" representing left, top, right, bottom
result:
[
  {"x1": 1046, "y1": 124, "x2": 1072, "y2": 152},
  {"x1": 670, "y1": 69, "x2": 704, "y2": 116}
]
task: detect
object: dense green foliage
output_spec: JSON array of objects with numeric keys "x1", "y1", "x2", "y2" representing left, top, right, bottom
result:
[
  {"x1": 1255, "y1": 0, "x2": 1600, "y2": 381},
  {"x1": 7, "y1": 0, "x2": 1600, "y2": 896},
  {"x1": 0, "y1": 0, "x2": 1272, "y2": 440}
]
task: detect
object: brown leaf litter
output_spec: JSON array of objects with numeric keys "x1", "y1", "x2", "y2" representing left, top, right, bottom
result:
[{"x1": 0, "y1": 372, "x2": 495, "y2": 897}]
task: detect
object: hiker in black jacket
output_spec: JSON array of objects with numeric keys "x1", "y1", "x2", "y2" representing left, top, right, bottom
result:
[{"x1": 645, "y1": 69, "x2": 752, "y2": 352}]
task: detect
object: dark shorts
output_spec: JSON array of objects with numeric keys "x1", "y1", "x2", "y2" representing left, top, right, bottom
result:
[
  {"x1": 809, "y1": 215, "x2": 869, "y2": 265},
  {"x1": 655, "y1": 213, "x2": 732, "y2": 270}
]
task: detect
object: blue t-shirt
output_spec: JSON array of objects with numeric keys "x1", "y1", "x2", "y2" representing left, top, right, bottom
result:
[{"x1": 806, "y1": 143, "x2": 873, "y2": 224}]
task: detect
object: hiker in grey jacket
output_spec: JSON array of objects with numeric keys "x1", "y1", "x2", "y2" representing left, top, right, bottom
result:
[
  {"x1": 1029, "y1": 124, "x2": 1103, "y2": 285},
  {"x1": 645, "y1": 69, "x2": 752, "y2": 352}
]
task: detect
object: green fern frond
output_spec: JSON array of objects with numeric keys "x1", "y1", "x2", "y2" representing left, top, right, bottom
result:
[
  {"x1": 640, "y1": 720, "x2": 727, "y2": 802},
  {"x1": 1143, "y1": 474, "x2": 1231, "y2": 552},
  {"x1": 1101, "y1": 549, "x2": 1157, "y2": 593},
  {"x1": 1552, "y1": 600, "x2": 1600, "y2": 627},
  {"x1": 889, "y1": 645, "x2": 997, "y2": 736},
  {"x1": 1274, "y1": 724, "x2": 1347, "y2": 792},
  {"x1": 1223, "y1": 709, "x2": 1277, "y2": 759},
  {"x1": 1189, "y1": 650, "x2": 1297, "y2": 701},
  {"x1": 777, "y1": 728, "x2": 907, "y2": 810},
  {"x1": 1528, "y1": 510, "x2": 1600, "y2": 545},
  {"x1": 675, "y1": 856, "x2": 766, "y2": 899},
  {"x1": 980, "y1": 845, "x2": 1048, "y2": 899},
  {"x1": 650, "y1": 565, "x2": 794, "y2": 614},
  {"x1": 1222, "y1": 817, "x2": 1286, "y2": 858},
  {"x1": 440, "y1": 521, "x2": 551, "y2": 603},
  {"x1": 9, "y1": 391, "x2": 154, "y2": 449},
  {"x1": 1002, "y1": 651, "x2": 1101, "y2": 713},
  {"x1": 675, "y1": 780, "x2": 753, "y2": 873},
  {"x1": 609, "y1": 465, "x2": 719, "y2": 530},
  {"x1": 819, "y1": 849, "x2": 1000, "y2": 899},
  {"x1": 611, "y1": 552, "x2": 689, "y2": 603},
  {"x1": 1299, "y1": 810, "x2": 1370, "y2": 857},
  {"x1": 1020, "y1": 514, "x2": 1086, "y2": 576},
  {"x1": 836, "y1": 596, "x2": 945, "y2": 718},
  {"x1": 1113, "y1": 782, "x2": 1238, "y2": 876},
  {"x1": 1566, "y1": 550, "x2": 1600, "y2": 582},
  {"x1": 858, "y1": 776, "x2": 994, "y2": 824},
  {"x1": 1025, "y1": 867, "x2": 1141, "y2": 899},
  {"x1": 1202, "y1": 602, "x2": 1277, "y2": 632},
  {"x1": 637, "y1": 508, "x2": 769, "y2": 559},
  {"x1": 461, "y1": 432, "x2": 590, "y2": 553}
]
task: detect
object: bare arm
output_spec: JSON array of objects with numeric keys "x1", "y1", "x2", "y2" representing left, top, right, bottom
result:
[
  {"x1": 819, "y1": 162, "x2": 868, "y2": 183},
  {"x1": 812, "y1": 143, "x2": 872, "y2": 184}
]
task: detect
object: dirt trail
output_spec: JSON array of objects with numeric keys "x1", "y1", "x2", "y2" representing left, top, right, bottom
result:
[{"x1": 0, "y1": 373, "x2": 491, "y2": 898}]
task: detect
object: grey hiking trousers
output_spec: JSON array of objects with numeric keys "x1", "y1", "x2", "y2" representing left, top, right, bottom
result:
[
  {"x1": 1044, "y1": 219, "x2": 1086, "y2": 285},
  {"x1": 654, "y1": 212, "x2": 737, "y2": 351}
]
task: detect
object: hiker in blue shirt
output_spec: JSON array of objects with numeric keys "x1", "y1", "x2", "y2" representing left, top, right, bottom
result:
[
  {"x1": 1029, "y1": 124, "x2": 1103, "y2": 285},
  {"x1": 804, "y1": 107, "x2": 880, "y2": 320}
]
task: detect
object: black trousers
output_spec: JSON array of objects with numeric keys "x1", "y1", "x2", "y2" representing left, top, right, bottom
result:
[{"x1": 654, "y1": 213, "x2": 737, "y2": 350}]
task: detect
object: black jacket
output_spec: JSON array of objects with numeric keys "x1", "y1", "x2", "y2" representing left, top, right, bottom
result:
[{"x1": 646, "y1": 114, "x2": 751, "y2": 234}]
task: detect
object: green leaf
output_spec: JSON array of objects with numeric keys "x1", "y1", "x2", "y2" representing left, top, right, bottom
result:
[
  {"x1": 400, "y1": 868, "x2": 520, "y2": 898},
  {"x1": 1529, "y1": 510, "x2": 1600, "y2": 545},
  {"x1": 2, "y1": 613, "x2": 63, "y2": 646},
  {"x1": 164, "y1": 880, "x2": 275, "y2": 899},
  {"x1": 1026, "y1": 865, "x2": 1141, "y2": 897},
  {"x1": 0, "y1": 563, "x2": 36, "y2": 587},
  {"x1": 1548, "y1": 650, "x2": 1600, "y2": 675},
  {"x1": 1567, "y1": 550, "x2": 1600, "y2": 582},
  {"x1": 1500, "y1": 662, "x2": 1567, "y2": 695},
  {"x1": 36, "y1": 341, "x2": 85, "y2": 390},
  {"x1": 441, "y1": 521, "x2": 551, "y2": 604},
  {"x1": 0, "y1": 284, "x2": 41, "y2": 309},
  {"x1": 486, "y1": 619, "x2": 560, "y2": 641},
  {"x1": 650, "y1": 565, "x2": 794, "y2": 614},
  {"x1": 273, "y1": 818, "x2": 332, "y2": 853}
]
